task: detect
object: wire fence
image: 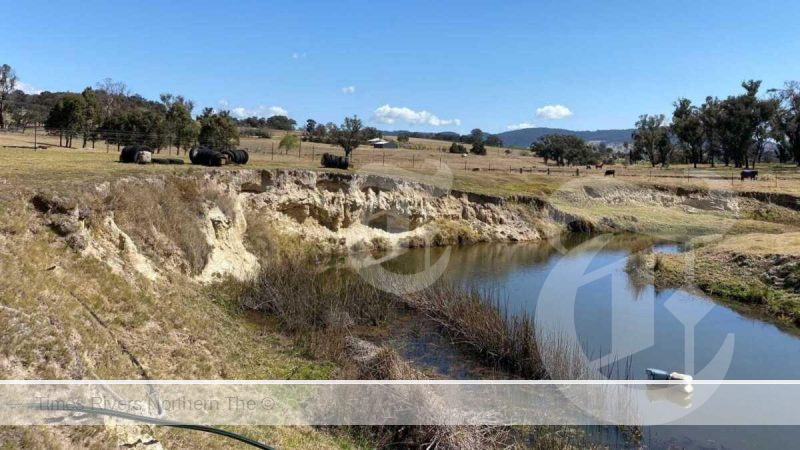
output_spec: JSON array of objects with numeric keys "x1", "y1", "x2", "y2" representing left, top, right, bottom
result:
[{"x1": 3, "y1": 126, "x2": 800, "y2": 188}]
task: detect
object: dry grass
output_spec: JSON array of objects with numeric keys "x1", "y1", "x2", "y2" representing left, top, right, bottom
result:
[
  {"x1": 239, "y1": 257, "x2": 395, "y2": 369},
  {"x1": 710, "y1": 231, "x2": 800, "y2": 256},
  {"x1": 5, "y1": 129, "x2": 800, "y2": 198},
  {"x1": 652, "y1": 240, "x2": 800, "y2": 326},
  {"x1": 105, "y1": 178, "x2": 215, "y2": 274},
  {"x1": 404, "y1": 282, "x2": 546, "y2": 379}
]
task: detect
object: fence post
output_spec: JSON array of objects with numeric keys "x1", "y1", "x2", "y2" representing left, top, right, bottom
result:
[
  {"x1": 464, "y1": 160, "x2": 467, "y2": 171},
  {"x1": 412, "y1": 155, "x2": 415, "y2": 168},
  {"x1": 271, "y1": 142, "x2": 274, "y2": 160},
  {"x1": 33, "y1": 124, "x2": 37, "y2": 150},
  {"x1": 383, "y1": 151, "x2": 385, "y2": 166}
]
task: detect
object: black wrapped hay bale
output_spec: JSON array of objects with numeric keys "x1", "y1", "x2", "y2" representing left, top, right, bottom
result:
[
  {"x1": 235, "y1": 149, "x2": 249, "y2": 165},
  {"x1": 120, "y1": 145, "x2": 153, "y2": 163},
  {"x1": 321, "y1": 153, "x2": 349, "y2": 170},
  {"x1": 221, "y1": 149, "x2": 249, "y2": 165},
  {"x1": 152, "y1": 157, "x2": 185, "y2": 165},
  {"x1": 189, "y1": 147, "x2": 226, "y2": 167}
]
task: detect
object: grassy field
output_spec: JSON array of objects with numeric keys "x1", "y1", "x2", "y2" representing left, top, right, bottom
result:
[{"x1": 3, "y1": 128, "x2": 800, "y2": 198}]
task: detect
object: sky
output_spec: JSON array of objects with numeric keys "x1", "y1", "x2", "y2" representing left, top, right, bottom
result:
[{"x1": 4, "y1": 0, "x2": 800, "y2": 133}]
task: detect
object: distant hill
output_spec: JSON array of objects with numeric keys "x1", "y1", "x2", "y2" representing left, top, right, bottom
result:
[
  {"x1": 497, "y1": 127, "x2": 634, "y2": 148},
  {"x1": 383, "y1": 130, "x2": 461, "y2": 141}
]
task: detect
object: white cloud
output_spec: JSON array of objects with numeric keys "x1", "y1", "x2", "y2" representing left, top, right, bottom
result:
[
  {"x1": 268, "y1": 106, "x2": 288, "y2": 116},
  {"x1": 535, "y1": 104, "x2": 573, "y2": 120},
  {"x1": 16, "y1": 81, "x2": 43, "y2": 95},
  {"x1": 229, "y1": 105, "x2": 288, "y2": 118},
  {"x1": 506, "y1": 122, "x2": 536, "y2": 131},
  {"x1": 341, "y1": 85, "x2": 356, "y2": 94},
  {"x1": 292, "y1": 52, "x2": 307, "y2": 59},
  {"x1": 372, "y1": 104, "x2": 460, "y2": 127}
]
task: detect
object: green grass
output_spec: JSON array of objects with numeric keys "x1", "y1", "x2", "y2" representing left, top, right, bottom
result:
[{"x1": 653, "y1": 248, "x2": 800, "y2": 327}]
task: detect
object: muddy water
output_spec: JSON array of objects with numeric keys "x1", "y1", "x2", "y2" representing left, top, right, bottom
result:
[{"x1": 375, "y1": 233, "x2": 800, "y2": 449}]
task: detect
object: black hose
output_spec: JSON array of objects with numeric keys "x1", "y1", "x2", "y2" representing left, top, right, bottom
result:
[{"x1": 28, "y1": 403, "x2": 276, "y2": 450}]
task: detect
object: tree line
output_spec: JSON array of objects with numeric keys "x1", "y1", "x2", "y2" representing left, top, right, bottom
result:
[
  {"x1": 0, "y1": 64, "x2": 308, "y2": 154},
  {"x1": 1, "y1": 62, "x2": 379, "y2": 161},
  {"x1": 631, "y1": 80, "x2": 800, "y2": 168},
  {"x1": 529, "y1": 134, "x2": 616, "y2": 166}
]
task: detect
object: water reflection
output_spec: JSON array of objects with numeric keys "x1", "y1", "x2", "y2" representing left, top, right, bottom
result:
[
  {"x1": 382, "y1": 233, "x2": 800, "y2": 381},
  {"x1": 374, "y1": 233, "x2": 800, "y2": 449}
]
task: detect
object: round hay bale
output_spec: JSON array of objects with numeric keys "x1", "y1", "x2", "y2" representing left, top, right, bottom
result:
[
  {"x1": 235, "y1": 149, "x2": 249, "y2": 165},
  {"x1": 221, "y1": 149, "x2": 236, "y2": 163},
  {"x1": 321, "y1": 153, "x2": 349, "y2": 170},
  {"x1": 135, "y1": 151, "x2": 153, "y2": 164},
  {"x1": 189, "y1": 147, "x2": 225, "y2": 166},
  {"x1": 120, "y1": 145, "x2": 141, "y2": 163},
  {"x1": 189, "y1": 147, "x2": 200, "y2": 164}
]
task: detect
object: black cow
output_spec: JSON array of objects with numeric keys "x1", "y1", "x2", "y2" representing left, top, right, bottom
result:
[
  {"x1": 740, "y1": 169, "x2": 758, "y2": 181},
  {"x1": 604, "y1": 169, "x2": 615, "y2": 177}
]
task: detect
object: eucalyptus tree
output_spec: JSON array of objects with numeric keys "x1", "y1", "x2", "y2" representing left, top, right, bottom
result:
[
  {"x1": 0, "y1": 64, "x2": 17, "y2": 129},
  {"x1": 45, "y1": 93, "x2": 87, "y2": 147},
  {"x1": 770, "y1": 81, "x2": 800, "y2": 166},
  {"x1": 632, "y1": 114, "x2": 672, "y2": 167},
  {"x1": 198, "y1": 108, "x2": 239, "y2": 150},
  {"x1": 718, "y1": 80, "x2": 762, "y2": 168},
  {"x1": 333, "y1": 116, "x2": 363, "y2": 160},
  {"x1": 671, "y1": 98, "x2": 705, "y2": 168},
  {"x1": 530, "y1": 134, "x2": 590, "y2": 166},
  {"x1": 700, "y1": 96, "x2": 722, "y2": 166}
]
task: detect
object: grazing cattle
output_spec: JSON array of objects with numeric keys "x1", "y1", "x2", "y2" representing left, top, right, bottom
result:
[
  {"x1": 604, "y1": 169, "x2": 615, "y2": 177},
  {"x1": 740, "y1": 169, "x2": 758, "y2": 181},
  {"x1": 321, "y1": 153, "x2": 349, "y2": 170}
]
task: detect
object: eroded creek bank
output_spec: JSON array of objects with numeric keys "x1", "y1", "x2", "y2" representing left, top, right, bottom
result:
[
  {"x1": 33, "y1": 168, "x2": 596, "y2": 284},
  {"x1": 20, "y1": 168, "x2": 800, "y2": 448}
]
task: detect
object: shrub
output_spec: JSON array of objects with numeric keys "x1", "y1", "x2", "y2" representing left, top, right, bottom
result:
[
  {"x1": 470, "y1": 142, "x2": 487, "y2": 155},
  {"x1": 279, "y1": 134, "x2": 300, "y2": 152},
  {"x1": 448, "y1": 142, "x2": 467, "y2": 154}
]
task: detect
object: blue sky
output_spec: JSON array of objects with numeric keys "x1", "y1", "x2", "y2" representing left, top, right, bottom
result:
[{"x1": 5, "y1": 0, "x2": 800, "y2": 133}]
